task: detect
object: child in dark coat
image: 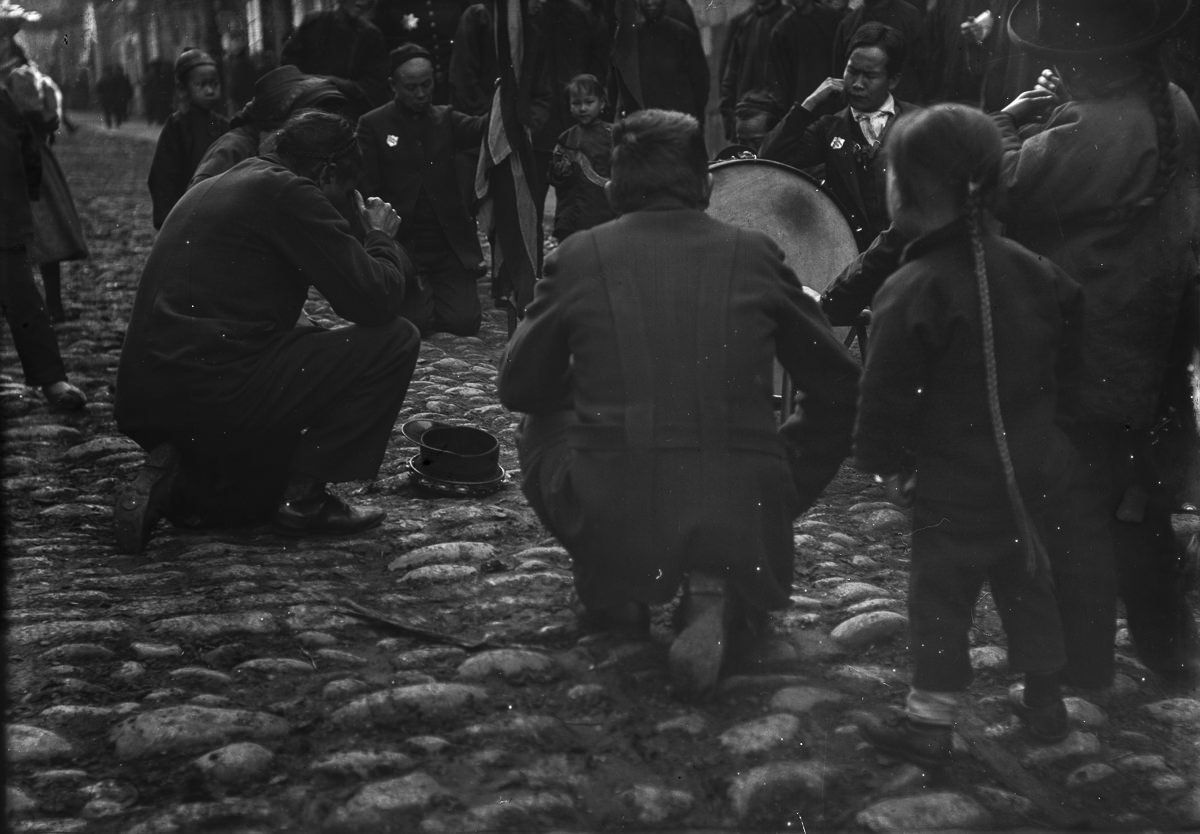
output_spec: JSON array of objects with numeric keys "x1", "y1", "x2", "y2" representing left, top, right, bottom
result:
[
  {"x1": 546, "y1": 74, "x2": 614, "y2": 242},
  {"x1": 852, "y1": 104, "x2": 1112, "y2": 767},
  {"x1": 147, "y1": 49, "x2": 229, "y2": 229}
]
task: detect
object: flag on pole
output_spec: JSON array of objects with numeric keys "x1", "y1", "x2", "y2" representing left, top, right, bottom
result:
[
  {"x1": 611, "y1": 0, "x2": 642, "y2": 113},
  {"x1": 474, "y1": 0, "x2": 540, "y2": 319}
]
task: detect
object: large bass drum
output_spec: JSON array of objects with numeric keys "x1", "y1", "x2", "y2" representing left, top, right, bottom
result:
[
  {"x1": 707, "y1": 158, "x2": 861, "y2": 415},
  {"x1": 707, "y1": 158, "x2": 859, "y2": 309}
]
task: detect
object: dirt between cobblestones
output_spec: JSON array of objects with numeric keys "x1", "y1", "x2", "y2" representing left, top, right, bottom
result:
[{"x1": 4, "y1": 122, "x2": 1200, "y2": 833}]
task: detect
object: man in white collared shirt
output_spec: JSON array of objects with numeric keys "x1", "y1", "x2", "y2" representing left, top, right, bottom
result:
[{"x1": 759, "y1": 22, "x2": 917, "y2": 250}]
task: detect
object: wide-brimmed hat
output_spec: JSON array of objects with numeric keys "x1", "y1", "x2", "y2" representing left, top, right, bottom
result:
[
  {"x1": 402, "y1": 419, "x2": 506, "y2": 496},
  {"x1": 1007, "y1": 0, "x2": 1192, "y2": 58}
]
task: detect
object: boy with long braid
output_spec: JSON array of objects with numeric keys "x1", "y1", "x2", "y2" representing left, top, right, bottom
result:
[{"x1": 852, "y1": 104, "x2": 1107, "y2": 766}]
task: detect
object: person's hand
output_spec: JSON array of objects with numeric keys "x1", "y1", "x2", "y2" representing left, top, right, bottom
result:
[
  {"x1": 1000, "y1": 71, "x2": 1059, "y2": 125},
  {"x1": 356, "y1": 190, "x2": 401, "y2": 238},
  {"x1": 960, "y1": 9, "x2": 994, "y2": 44},
  {"x1": 802, "y1": 77, "x2": 844, "y2": 112},
  {"x1": 878, "y1": 472, "x2": 916, "y2": 508}
]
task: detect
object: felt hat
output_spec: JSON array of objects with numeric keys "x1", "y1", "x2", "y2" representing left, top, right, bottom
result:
[
  {"x1": 291, "y1": 77, "x2": 347, "y2": 111},
  {"x1": 402, "y1": 419, "x2": 506, "y2": 495},
  {"x1": 734, "y1": 88, "x2": 783, "y2": 119},
  {"x1": 389, "y1": 43, "x2": 433, "y2": 72},
  {"x1": 175, "y1": 48, "x2": 217, "y2": 83},
  {"x1": 1007, "y1": 0, "x2": 1193, "y2": 58}
]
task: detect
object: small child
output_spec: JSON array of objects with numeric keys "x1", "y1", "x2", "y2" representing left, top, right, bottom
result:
[
  {"x1": 547, "y1": 74, "x2": 615, "y2": 242},
  {"x1": 147, "y1": 49, "x2": 229, "y2": 229},
  {"x1": 852, "y1": 103, "x2": 1103, "y2": 767}
]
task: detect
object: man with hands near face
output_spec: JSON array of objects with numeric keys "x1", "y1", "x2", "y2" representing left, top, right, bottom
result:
[
  {"x1": 759, "y1": 22, "x2": 918, "y2": 251},
  {"x1": 358, "y1": 44, "x2": 489, "y2": 337},
  {"x1": 113, "y1": 111, "x2": 419, "y2": 554}
]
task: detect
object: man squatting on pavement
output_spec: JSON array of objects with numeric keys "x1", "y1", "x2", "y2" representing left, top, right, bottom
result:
[
  {"x1": 498, "y1": 109, "x2": 861, "y2": 699},
  {"x1": 113, "y1": 111, "x2": 419, "y2": 553}
]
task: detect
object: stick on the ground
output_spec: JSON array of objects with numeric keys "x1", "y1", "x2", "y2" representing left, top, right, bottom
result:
[
  {"x1": 957, "y1": 711, "x2": 1091, "y2": 830},
  {"x1": 332, "y1": 596, "x2": 497, "y2": 651}
]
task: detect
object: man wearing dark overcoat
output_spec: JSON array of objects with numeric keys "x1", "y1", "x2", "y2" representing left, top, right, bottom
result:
[
  {"x1": 614, "y1": 0, "x2": 709, "y2": 122},
  {"x1": 498, "y1": 109, "x2": 860, "y2": 699},
  {"x1": 281, "y1": 0, "x2": 391, "y2": 119},
  {"x1": 113, "y1": 112, "x2": 419, "y2": 554},
  {"x1": 760, "y1": 22, "x2": 916, "y2": 250},
  {"x1": 719, "y1": 0, "x2": 790, "y2": 140},
  {"x1": 359, "y1": 44, "x2": 488, "y2": 336}
]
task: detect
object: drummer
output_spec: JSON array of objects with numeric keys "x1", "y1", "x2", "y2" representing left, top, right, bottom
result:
[
  {"x1": 498, "y1": 109, "x2": 860, "y2": 699},
  {"x1": 758, "y1": 22, "x2": 917, "y2": 251}
]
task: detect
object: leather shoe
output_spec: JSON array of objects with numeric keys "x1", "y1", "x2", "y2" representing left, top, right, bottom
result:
[
  {"x1": 1008, "y1": 683, "x2": 1069, "y2": 742},
  {"x1": 42, "y1": 381, "x2": 87, "y2": 412},
  {"x1": 858, "y1": 711, "x2": 953, "y2": 768},
  {"x1": 113, "y1": 444, "x2": 180, "y2": 554},
  {"x1": 273, "y1": 485, "x2": 386, "y2": 535},
  {"x1": 669, "y1": 573, "x2": 730, "y2": 700}
]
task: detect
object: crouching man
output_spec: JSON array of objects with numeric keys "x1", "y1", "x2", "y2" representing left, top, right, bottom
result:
[
  {"x1": 497, "y1": 109, "x2": 860, "y2": 698},
  {"x1": 114, "y1": 110, "x2": 420, "y2": 553}
]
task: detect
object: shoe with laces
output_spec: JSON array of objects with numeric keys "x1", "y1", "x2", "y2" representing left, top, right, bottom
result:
[
  {"x1": 273, "y1": 481, "x2": 386, "y2": 535},
  {"x1": 858, "y1": 711, "x2": 953, "y2": 768},
  {"x1": 1008, "y1": 683, "x2": 1069, "y2": 742}
]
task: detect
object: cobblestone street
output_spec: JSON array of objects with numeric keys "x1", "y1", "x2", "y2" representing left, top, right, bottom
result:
[{"x1": 4, "y1": 120, "x2": 1200, "y2": 833}]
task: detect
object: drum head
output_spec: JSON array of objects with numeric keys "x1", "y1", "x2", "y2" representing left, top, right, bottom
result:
[{"x1": 707, "y1": 158, "x2": 859, "y2": 297}]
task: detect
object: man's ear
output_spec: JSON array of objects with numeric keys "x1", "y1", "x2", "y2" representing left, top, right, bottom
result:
[
  {"x1": 699, "y1": 172, "x2": 713, "y2": 208},
  {"x1": 604, "y1": 179, "x2": 617, "y2": 212},
  {"x1": 888, "y1": 72, "x2": 901, "y2": 92}
]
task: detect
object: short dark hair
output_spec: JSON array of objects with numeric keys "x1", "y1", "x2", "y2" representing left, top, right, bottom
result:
[
  {"x1": 846, "y1": 22, "x2": 907, "y2": 77},
  {"x1": 273, "y1": 110, "x2": 363, "y2": 182},
  {"x1": 609, "y1": 109, "x2": 708, "y2": 213},
  {"x1": 565, "y1": 73, "x2": 606, "y2": 102}
]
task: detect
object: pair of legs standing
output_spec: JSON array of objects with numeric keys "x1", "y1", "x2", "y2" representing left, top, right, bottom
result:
[{"x1": 0, "y1": 245, "x2": 86, "y2": 410}]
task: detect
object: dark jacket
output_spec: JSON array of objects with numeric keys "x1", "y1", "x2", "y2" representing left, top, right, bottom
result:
[
  {"x1": 498, "y1": 204, "x2": 859, "y2": 610},
  {"x1": 0, "y1": 86, "x2": 39, "y2": 248},
  {"x1": 993, "y1": 85, "x2": 1200, "y2": 428},
  {"x1": 449, "y1": 3, "x2": 552, "y2": 140},
  {"x1": 281, "y1": 8, "x2": 391, "y2": 118},
  {"x1": 719, "y1": 0, "x2": 791, "y2": 138},
  {"x1": 188, "y1": 124, "x2": 259, "y2": 187},
  {"x1": 759, "y1": 98, "x2": 916, "y2": 250},
  {"x1": 358, "y1": 101, "x2": 487, "y2": 268},
  {"x1": 116, "y1": 155, "x2": 409, "y2": 433},
  {"x1": 854, "y1": 220, "x2": 1084, "y2": 527},
  {"x1": 766, "y1": 3, "x2": 843, "y2": 109},
  {"x1": 530, "y1": 0, "x2": 609, "y2": 151},
  {"x1": 614, "y1": 15, "x2": 709, "y2": 122},
  {"x1": 147, "y1": 106, "x2": 230, "y2": 228}
]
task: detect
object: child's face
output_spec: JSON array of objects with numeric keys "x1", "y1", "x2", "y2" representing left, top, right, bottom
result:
[
  {"x1": 185, "y1": 65, "x2": 221, "y2": 110},
  {"x1": 570, "y1": 92, "x2": 603, "y2": 126}
]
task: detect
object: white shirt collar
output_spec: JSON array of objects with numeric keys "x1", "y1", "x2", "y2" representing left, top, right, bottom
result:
[{"x1": 850, "y1": 94, "x2": 896, "y2": 119}]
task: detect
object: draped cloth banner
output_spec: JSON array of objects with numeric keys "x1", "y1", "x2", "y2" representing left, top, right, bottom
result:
[{"x1": 474, "y1": 0, "x2": 539, "y2": 317}]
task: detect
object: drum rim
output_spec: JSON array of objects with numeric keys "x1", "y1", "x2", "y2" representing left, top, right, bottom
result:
[{"x1": 707, "y1": 156, "x2": 858, "y2": 235}]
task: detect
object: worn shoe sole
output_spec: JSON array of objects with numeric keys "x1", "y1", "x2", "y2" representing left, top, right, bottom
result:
[
  {"x1": 113, "y1": 444, "x2": 179, "y2": 554},
  {"x1": 669, "y1": 590, "x2": 728, "y2": 699}
]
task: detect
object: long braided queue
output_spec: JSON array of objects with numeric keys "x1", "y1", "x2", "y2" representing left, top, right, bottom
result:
[{"x1": 967, "y1": 189, "x2": 1053, "y2": 578}]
